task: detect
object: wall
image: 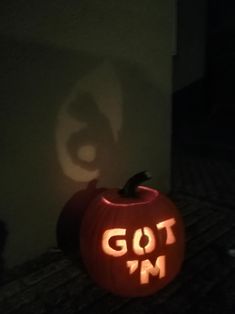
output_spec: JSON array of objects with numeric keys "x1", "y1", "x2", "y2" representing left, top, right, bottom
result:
[
  {"x1": 207, "y1": 0, "x2": 235, "y2": 112},
  {"x1": 0, "y1": 0, "x2": 173, "y2": 267},
  {"x1": 173, "y1": 0, "x2": 207, "y2": 91}
]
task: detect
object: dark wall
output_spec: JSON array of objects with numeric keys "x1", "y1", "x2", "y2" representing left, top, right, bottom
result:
[
  {"x1": 0, "y1": 1, "x2": 173, "y2": 268},
  {"x1": 173, "y1": 0, "x2": 207, "y2": 92},
  {"x1": 207, "y1": 0, "x2": 235, "y2": 113}
]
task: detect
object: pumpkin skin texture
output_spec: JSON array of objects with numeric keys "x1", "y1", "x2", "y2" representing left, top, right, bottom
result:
[{"x1": 80, "y1": 176, "x2": 184, "y2": 297}]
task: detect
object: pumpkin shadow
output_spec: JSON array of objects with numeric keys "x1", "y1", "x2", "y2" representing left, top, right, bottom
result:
[
  {"x1": 56, "y1": 179, "x2": 106, "y2": 262},
  {"x1": 0, "y1": 220, "x2": 8, "y2": 283}
]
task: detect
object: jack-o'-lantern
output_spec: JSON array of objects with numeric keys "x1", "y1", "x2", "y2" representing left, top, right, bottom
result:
[{"x1": 80, "y1": 172, "x2": 185, "y2": 297}]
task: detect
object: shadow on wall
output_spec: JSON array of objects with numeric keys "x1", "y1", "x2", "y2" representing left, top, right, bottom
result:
[
  {"x1": 56, "y1": 179, "x2": 106, "y2": 260},
  {"x1": 1, "y1": 34, "x2": 166, "y2": 267},
  {"x1": 55, "y1": 63, "x2": 122, "y2": 184},
  {"x1": 54, "y1": 57, "x2": 166, "y2": 190},
  {"x1": 54, "y1": 57, "x2": 165, "y2": 259},
  {"x1": 0, "y1": 220, "x2": 8, "y2": 281},
  {"x1": 67, "y1": 92, "x2": 115, "y2": 172}
]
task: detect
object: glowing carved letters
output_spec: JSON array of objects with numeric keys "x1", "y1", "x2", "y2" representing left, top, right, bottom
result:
[
  {"x1": 102, "y1": 228, "x2": 127, "y2": 257},
  {"x1": 140, "y1": 256, "x2": 166, "y2": 284},
  {"x1": 101, "y1": 218, "x2": 176, "y2": 284},
  {"x1": 102, "y1": 218, "x2": 175, "y2": 257},
  {"x1": 157, "y1": 218, "x2": 176, "y2": 244},
  {"x1": 133, "y1": 227, "x2": 156, "y2": 255},
  {"x1": 127, "y1": 260, "x2": 139, "y2": 274},
  {"x1": 127, "y1": 256, "x2": 166, "y2": 284}
]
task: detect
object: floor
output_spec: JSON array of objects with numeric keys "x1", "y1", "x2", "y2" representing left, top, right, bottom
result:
[{"x1": 0, "y1": 108, "x2": 235, "y2": 313}]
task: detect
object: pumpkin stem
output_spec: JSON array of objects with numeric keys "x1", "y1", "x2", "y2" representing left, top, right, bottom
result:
[{"x1": 119, "y1": 171, "x2": 152, "y2": 197}]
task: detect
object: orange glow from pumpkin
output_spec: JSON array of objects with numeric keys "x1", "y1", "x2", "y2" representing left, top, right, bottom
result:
[
  {"x1": 102, "y1": 218, "x2": 176, "y2": 257},
  {"x1": 127, "y1": 260, "x2": 139, "y2": 274},
  {"x1": 133, "y1": 227, "x2": 156, "y2": 255},
  {"x1": 126, "y1": 256, "x2": 166, "y2": 284},
  {"x1": 102, "y1": 186, "x2": 159, "y2": 207},
  {"x1": 101, "y1": 219, "x2": 175, "y2": 283},
  {"x1": 102, "y1": 228, "x2": 127, "y2": 257},
  {"x1": 140, "y1": 256, "x2": 166, "y2": 284},
  {"x1": 157, "y1": 218, "x2": 176, "y2": 244}
]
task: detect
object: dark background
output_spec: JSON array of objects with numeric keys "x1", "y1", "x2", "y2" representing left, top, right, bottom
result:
[
  {"x1": 173, "y1": 0, "x2": 235, "y2": 160},
  {"x1": 0, "y1": 0, "x2": 235, "y2": 313}
]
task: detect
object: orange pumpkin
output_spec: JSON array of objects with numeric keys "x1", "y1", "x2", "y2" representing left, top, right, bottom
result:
[{"x1": 80, "y1": 172, "x2": 185, "y2": 297}]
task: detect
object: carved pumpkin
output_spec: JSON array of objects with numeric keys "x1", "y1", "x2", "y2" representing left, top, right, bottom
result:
[{"x1": 80, "y1": 172, "x2": 185, "y2": 297}]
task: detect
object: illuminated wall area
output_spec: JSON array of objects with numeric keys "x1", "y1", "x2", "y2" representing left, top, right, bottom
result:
[{"x1": 0, "y1": 1, "x2": 173, "y2": 267}]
